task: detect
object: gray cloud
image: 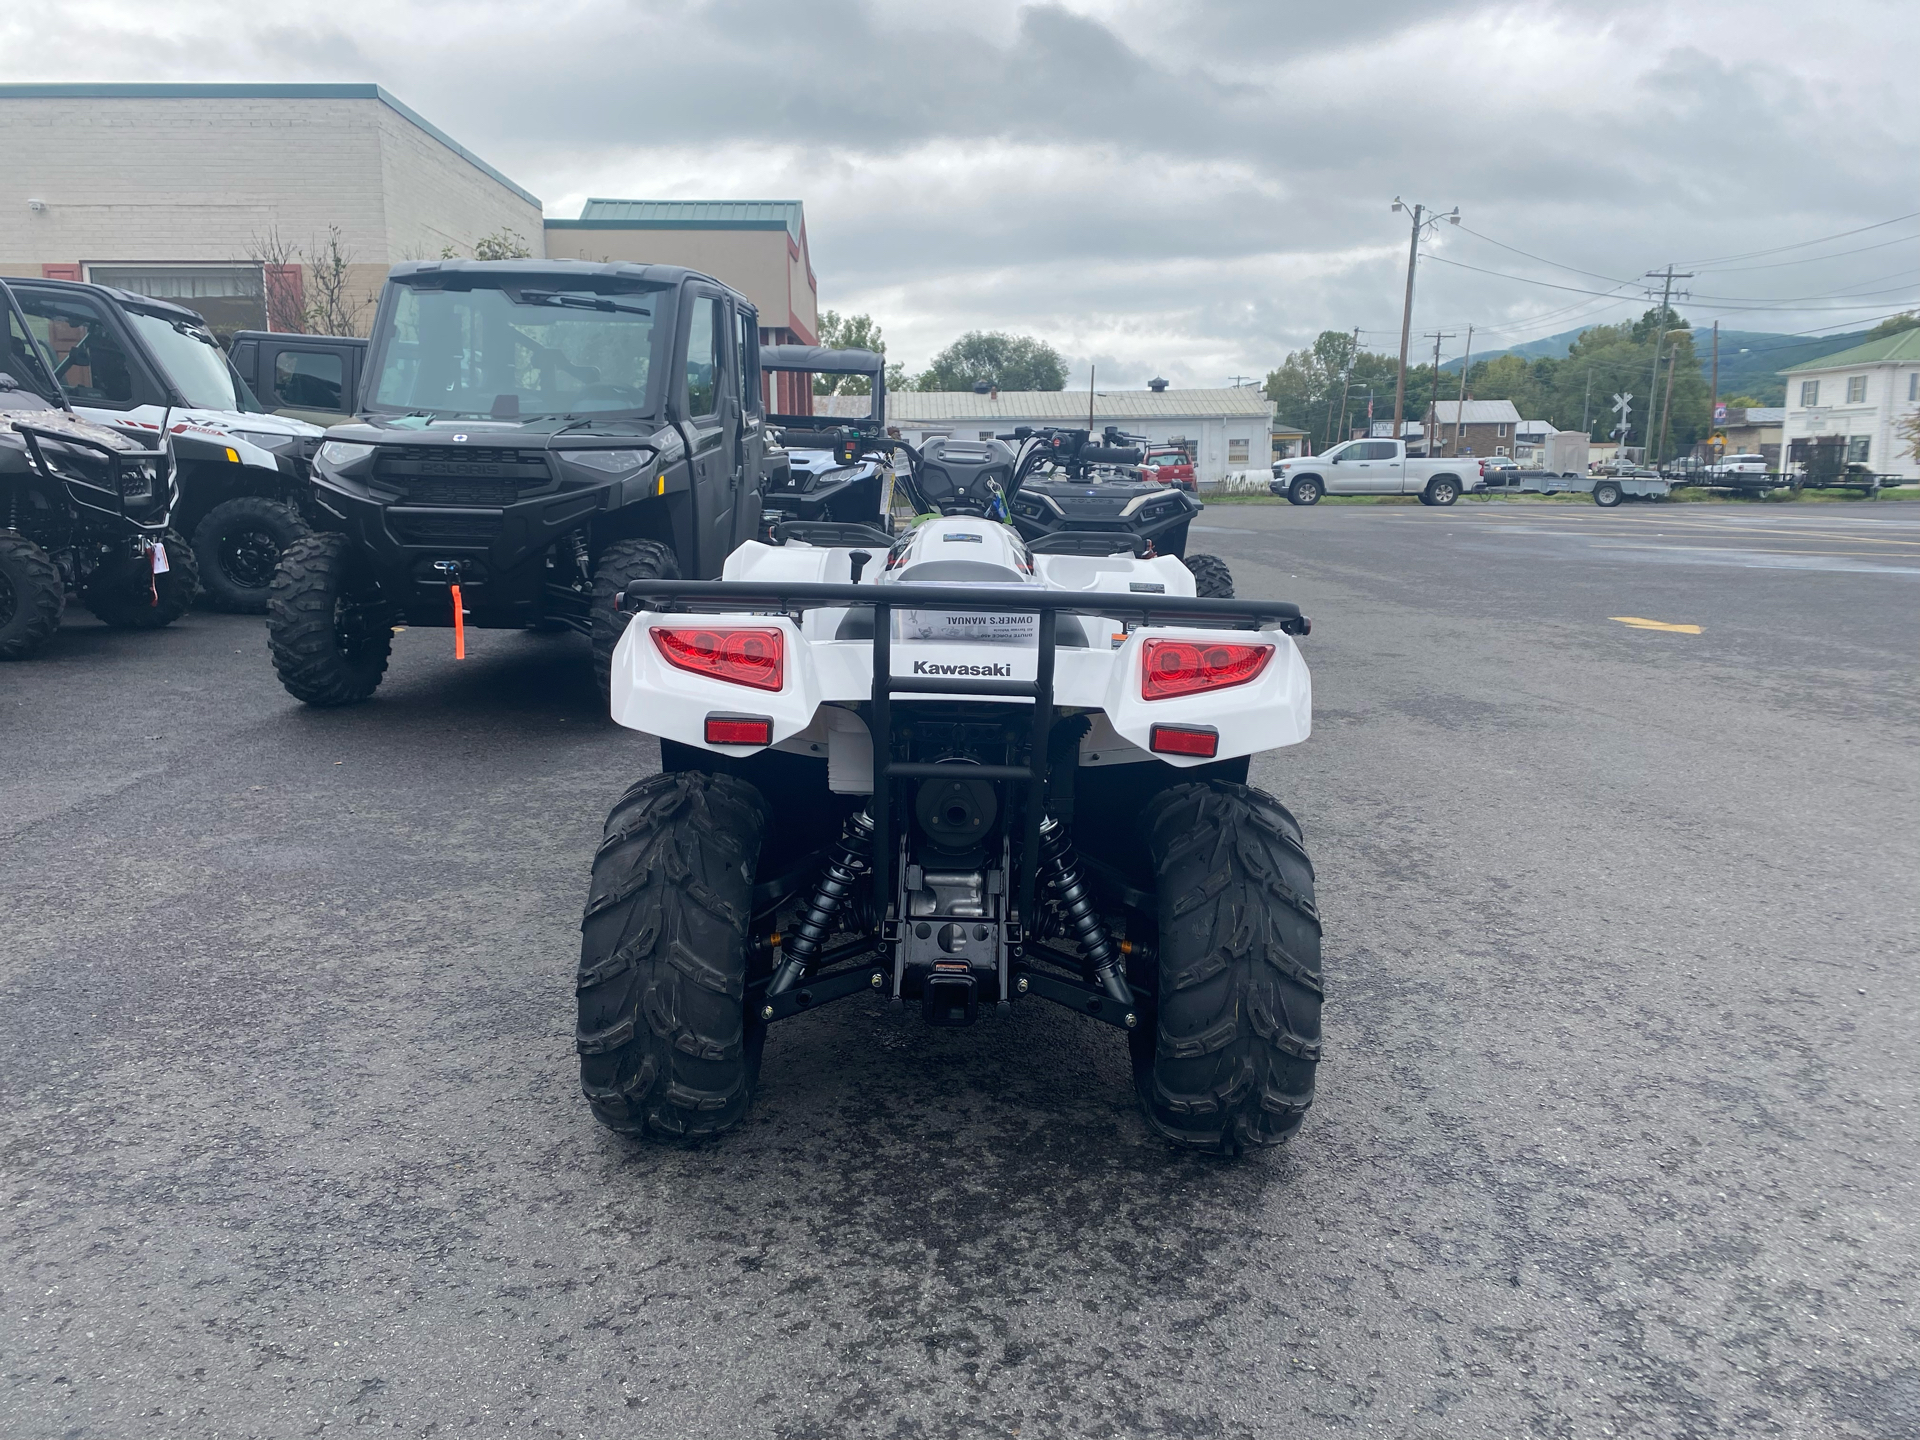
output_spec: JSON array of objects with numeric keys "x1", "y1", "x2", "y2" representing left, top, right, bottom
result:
[{"x1": 2, "y1": 0, "x2": 1914, "y2": 379}]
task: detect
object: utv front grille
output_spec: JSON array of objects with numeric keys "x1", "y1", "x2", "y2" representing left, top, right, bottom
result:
[
  {"x1": 385, "y1": 509, "x2": 503, "y2": 547},
  {"x1": 373, "y1": 446, "x2": 556, "y2": 507}
]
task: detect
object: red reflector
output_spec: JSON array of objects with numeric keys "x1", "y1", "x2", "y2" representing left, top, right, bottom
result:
[
  {"x1": 1150, "y1": 724, "x2": 1218, "y2": 757},
  {"x1": 653, "y1": 626, "x2": 784, "y2": 691},
  {"x1": 1140, "y1": 637, "x2": 1273, "y2": 700},
  {"x1": 706, "y1": 715, "x2": 773, "y2": 746}
]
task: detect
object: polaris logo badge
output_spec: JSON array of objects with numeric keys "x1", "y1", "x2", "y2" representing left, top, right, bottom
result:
[
  {"x1": 912, "y1": 660, "x2": 1012, "y2": 677},
  {"x1": 942, "y1": 532, "x2": 983, "y2": 542}
]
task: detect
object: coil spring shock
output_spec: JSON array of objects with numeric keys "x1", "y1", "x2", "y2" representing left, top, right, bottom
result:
[
  {"x1": 768, "y1": 808, "x2": 876, "y2": 995},
  {"x1": 1038, "y1": 815, "x2": 1132, "y2": 1004}
]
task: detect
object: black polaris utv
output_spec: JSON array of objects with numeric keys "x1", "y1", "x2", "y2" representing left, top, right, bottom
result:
[
  {"x1": 265, "y1": 259, "x2": 774, "y2": 704},
  {"x1": 940, "y1": 425, "x2": 1233, "y2": 597},
  {"x1": 755, "y1": 344, "x2": 894, "y2": 534},
  {"x1": 3, "y1": 277, "x2": 325, "y2": 613},
  {"x1": 1, "y1": 280, "x2": 196, "y2": 660}
]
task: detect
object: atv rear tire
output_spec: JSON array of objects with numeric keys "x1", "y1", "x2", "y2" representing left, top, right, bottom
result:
[
  {"x1": 1288, "y1": 477, "x2": 1322, "y2": 506},
  {"x1": 591, "y1": 538, "x2": 680, "y2": 693},
  {"x1": 1135, "y1": 780, "x2": 1323, "y2": 1155},
  {"x1": 1185, "y1": 553, "x2": 1234, "y2": 599},
  {"x1": 81, "y1": 528, "x2": 199, "y2": 629},
  {"x1": 0, "y1": 530, "x2": 65, "y2": 660},
  {"x1": 267, "y1": 532, "x2": 394, "y2": 706},
  {"x1": 193, "y1": 496, "x2": 310, "y2": 614},
  {"x1": 577, "y1": 771, "x2": 769, "y2": 1143}
]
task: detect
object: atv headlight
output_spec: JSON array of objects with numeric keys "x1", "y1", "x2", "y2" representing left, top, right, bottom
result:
[
  {"x1": 230, "y1": 430, "x2": 298, "y2": 453},
  {"x1": 561, "y1": 449, "x2": 649, "y2": 475},
  {"x1": 318, "y1": 441, "x2": 375, "y2": 468}
]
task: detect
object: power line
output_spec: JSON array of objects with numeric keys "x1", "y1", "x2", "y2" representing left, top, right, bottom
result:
[
  {"x1": 1675, "y1": 210, "x2": 1920, "y2": 268},
  {"x1": 1452, "y1": 224, "x2": 1638, "y2": 286},
  {"x1": 1423, "y1": 252, "x2": 1919, "y2": 312},
  {"x1": 1700, "y1": 231, "x2": 1920, "y2": 274}
]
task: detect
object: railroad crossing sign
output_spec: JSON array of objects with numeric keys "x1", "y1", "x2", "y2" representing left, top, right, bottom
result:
[{"x1": 1611, "y1": 392, "x2": 1633, "y2": 441}]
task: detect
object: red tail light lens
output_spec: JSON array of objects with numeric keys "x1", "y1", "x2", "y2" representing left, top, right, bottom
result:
[
  {"x1": 652, "y1": 626, "x2": 784, "y2": 691},
  {"x1": 1140, "y1": 637, "x2": 1273, "y2": 700},
  {"x1": 1150, "y1": 724, "x2": 1218, "y2": 757},
  {"x1": 706, "y1": 714, "x2": 773, "y2": 746}
]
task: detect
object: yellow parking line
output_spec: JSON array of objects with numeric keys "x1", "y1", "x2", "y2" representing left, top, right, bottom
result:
[{"x1": 1612, "y1": 616, "x2": 1702, "y2": 634}]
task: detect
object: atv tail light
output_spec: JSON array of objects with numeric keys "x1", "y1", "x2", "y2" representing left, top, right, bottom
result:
[
  {"x1": 1139, "y1": 638, "x2": 1273, "y2": 700},
  {"x1": 706, "y1": 714, "x2": 773, "y2": 746},
  {"x1": 652, "y1": 626, "x2": 784, "y2": 691},
  {"x1": 1150, "y1": 724, "x2": 1219, "y2": 758}
]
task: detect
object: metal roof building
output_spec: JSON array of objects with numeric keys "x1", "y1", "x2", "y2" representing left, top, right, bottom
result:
[{"x1": 868, "y1": 387, "x2": 1276, "y2": 483}]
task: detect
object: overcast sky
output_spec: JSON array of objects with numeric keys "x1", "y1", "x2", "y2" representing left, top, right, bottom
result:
[{"x1": 6, "y1": 0, "x2": 1916, "y2": 385}]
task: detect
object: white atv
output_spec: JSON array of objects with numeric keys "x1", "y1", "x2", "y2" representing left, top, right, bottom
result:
[{"x1": 578, "y1": 506, "x2": 1322, "y2": 1156}]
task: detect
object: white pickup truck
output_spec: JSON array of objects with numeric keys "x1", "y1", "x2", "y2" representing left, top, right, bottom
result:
[{"x1": 1269, "y1": 439, "x2": 1484, "y2": 507}]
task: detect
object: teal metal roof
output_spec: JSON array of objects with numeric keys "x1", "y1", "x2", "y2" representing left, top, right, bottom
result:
[
  {"x1": 1778, "y1": 327, "x2": 1920, "y2": 373},
  {"x1": 0, "y1": 83, "x2": 538, "y2": 208},
  {"x1": 563, "y1": 199, "x2": 805, "y2": 243}
]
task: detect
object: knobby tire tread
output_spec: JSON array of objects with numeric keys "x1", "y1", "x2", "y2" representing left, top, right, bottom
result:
[
  {"x1": 576, "y1": 771, "x2": 769, "y2": 1143},
  {"x1": 1137, "y1": 779, "x2": 1323, "y2": 1155},
  {"x1": 193, "y1": 495, "x2": 311, "y2": 614},
  {"x1": 591, "y1": 539, "x2": 680, "y2": 693},
  {"x1": 0, "y1": 530, "x2": 65, "y2": 660},
  {"x1": 266, "y1": 532, "x2": 392, "y2": 706}
]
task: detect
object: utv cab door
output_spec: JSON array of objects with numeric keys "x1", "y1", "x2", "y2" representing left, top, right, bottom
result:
[
  {"x1": 677, "y1": 288, "x2": 737, "y2": 578},
  {"x1": 730, "y1": 302, "x2": 766, "y2": 552}
]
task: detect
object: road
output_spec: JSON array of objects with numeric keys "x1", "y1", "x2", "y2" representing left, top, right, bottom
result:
[{"x1": 4, "y1": 500, "x2": 1916, "y2": 1439}]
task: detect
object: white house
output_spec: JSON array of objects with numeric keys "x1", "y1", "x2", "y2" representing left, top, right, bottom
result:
[
  {"x1": 1779, "y1": 329, "x2": 1920, "y2": 481},
  {"x1": 868, "y1": 386, "x2": 1276, "y2": 484}
]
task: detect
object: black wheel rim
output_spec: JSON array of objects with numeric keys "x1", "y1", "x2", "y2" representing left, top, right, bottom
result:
[{"x1": 219, "y1": 528, "x2": 283, "y2": 591}]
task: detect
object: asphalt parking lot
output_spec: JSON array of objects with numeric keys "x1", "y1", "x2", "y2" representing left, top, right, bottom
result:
[{"x1": 4, "y1": 499, "x2": 1916, "y2": 1439}]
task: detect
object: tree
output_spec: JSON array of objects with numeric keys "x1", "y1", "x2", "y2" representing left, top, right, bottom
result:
[
  {"x1": 439, "y1": 228, "x2": 534, "y2": 261},
  {"x1": 915, "y1": 332, "x2": 1066, "y2": 391},
  {"x1": 245, "y1": 225, "x2": 375, "y2": 336},
  {"x1": 1900, "y1": 408, "x2": 1920, "y2": 465},
  {"x1": 813, "y1": 311, "x2": 887, "y2": 395},
  {"x1": 1866, "y1": 312, "x2": 1920, "y2": 341}
]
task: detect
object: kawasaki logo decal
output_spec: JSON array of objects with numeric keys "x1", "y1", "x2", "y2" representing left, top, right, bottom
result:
[{"x1": 912, "y1": 660, "x2": 1012, "y2": 677}]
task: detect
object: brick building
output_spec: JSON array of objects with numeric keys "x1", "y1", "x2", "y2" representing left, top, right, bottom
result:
[
  {"x1": 1426, "y1": 399, "x2": 1523, "y2": 458},
  {"x1": 0, "y1": 83, "x2": 542, "y2": 337}
]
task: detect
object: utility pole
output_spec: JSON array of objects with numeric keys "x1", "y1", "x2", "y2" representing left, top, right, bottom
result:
[
  {"x1": 1452, "y1": 324, "x2": 1474, "y2": 457},
  {"x1": 1330, "y1": 325, "x2": 1360, "y2": 449},
  {"x1": 1390, "y1": 198, "x2": 1460, "y2": 445},
  {"x1": 1709, "y1": 320, "x2": 1721, "y2": 457},
  {"x1": 1641, "y1": 265, "x2": 1693, "y2": 461},
  {"x1": 1583, "y1": 368, "x2": 1593, "y2": 435},
  {"x1": 1422, "y1": 329, "x2": 1456, "y2": 456},
  {"x1": 1658, "y1": 346, "x2": 1680, "y2": 463}
]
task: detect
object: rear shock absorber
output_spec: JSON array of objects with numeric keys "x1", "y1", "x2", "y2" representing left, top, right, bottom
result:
[
  {"x1": 1038, "y1": 815, "x2": 1131, "y2": 1005},
  {"x1": 768, "y1": 808, "x2": 876, "y2": 995}
]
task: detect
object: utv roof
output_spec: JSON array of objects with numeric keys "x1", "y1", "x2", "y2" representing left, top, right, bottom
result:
[
  {"x1": 8, "y1": 275, "x2": 207, "y2": 327},
  {"x1": 385, "y1": 258, "x2": 737, "y2": 295},
  {"x1": 762, "y1": 344, "x2": 884, "y2": 376}
]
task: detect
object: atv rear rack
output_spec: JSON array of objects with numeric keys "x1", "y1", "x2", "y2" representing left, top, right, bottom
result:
[{"x1": 624, "y1": 576, "x2": 1309, "y2": 1015}]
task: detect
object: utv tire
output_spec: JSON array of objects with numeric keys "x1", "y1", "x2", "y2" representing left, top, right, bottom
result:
[
  {"x1": 81, "y1": 527, "x2": 200, "y2": 629},
  {"x1": 1135, "y1": 780, "x2": 1323, "y2": 1155},
  {"x1": 1593, "y1": 481, "x2": 1623, "y2": 508},
  {"x1": 1425, "y1": 477, "x2": 1460, "y2": 507},
  {"x1": 267, "y1": 532, "x2": 394, "y2": 706},
  {"x1": 193, "y1": 496, "x2": 310, "y2": 614},
  {"x1": 1287, "y1": 477, "x2": 1322, "y2": 506},
  {"x1": 577, "y1": 771, "x2": 768, "y2": 1143},
  {"x1": 0, "y1": 530, "x2": 65, "y2": 660},
  {"x1": 591, "y1": 538, "x2": 680, "y2": 694},
  {"x1": 1185, "y1": 553, "x2": 1235, "y2": 599}
]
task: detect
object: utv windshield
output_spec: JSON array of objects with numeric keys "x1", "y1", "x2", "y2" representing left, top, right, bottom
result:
[
  {"x1": 123, "y1": 308, "x2": 263, "y2": 412},
  {"x1": 369, "y1": 281, "x2": 664, "y2": 421}
]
